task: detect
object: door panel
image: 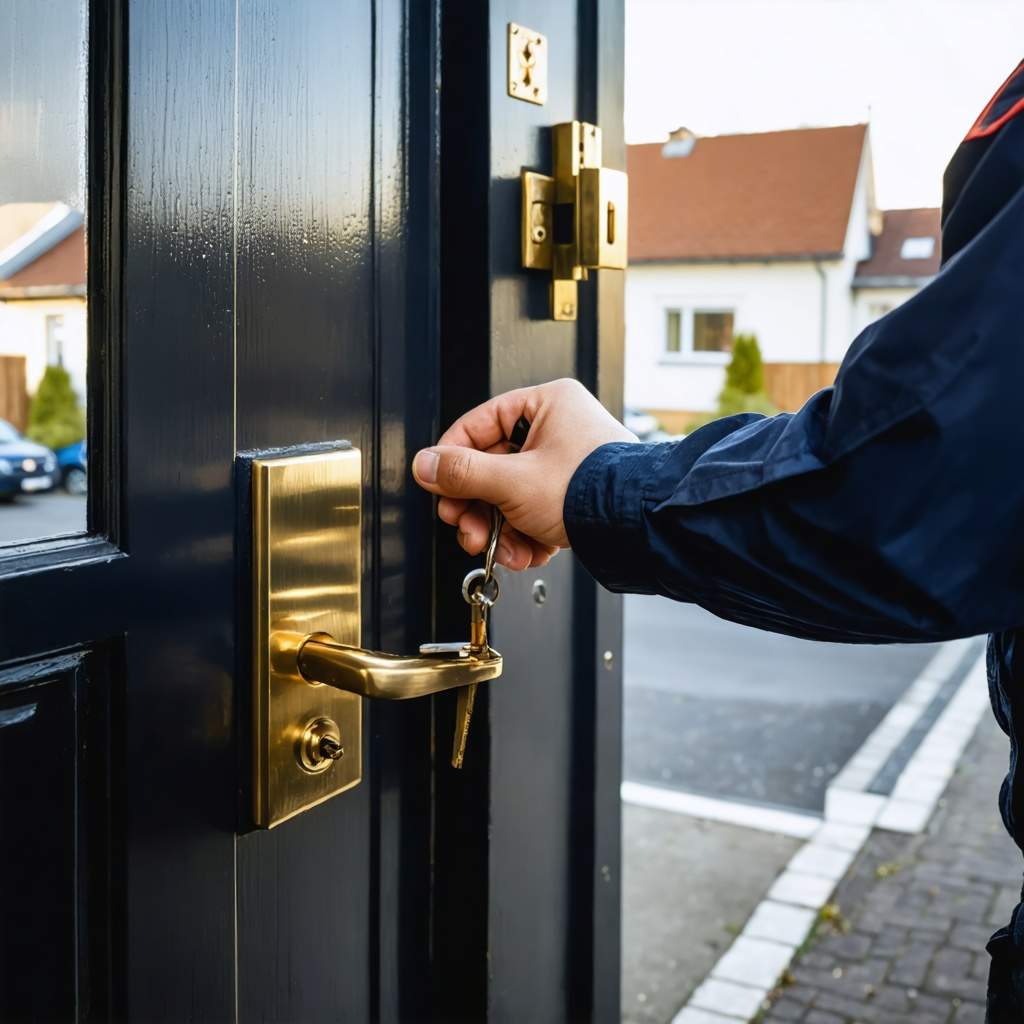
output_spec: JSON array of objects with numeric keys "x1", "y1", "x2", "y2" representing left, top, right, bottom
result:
[
  {"x1": 234, "y1": 2, "x2": 375, "y2": 1015},
  {"x1": 122, "y1": 1, "x2": 238, "y2": 1017},
  {"x1": 0, "y1": 650, "x2": 113, "y2": 1024},
  {"x1": 233, "y1": 0, "x2": 436, "y2": 1018}
]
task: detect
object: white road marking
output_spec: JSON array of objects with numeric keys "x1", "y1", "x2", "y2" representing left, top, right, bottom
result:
[{"x1": 621, "y1": 781, "x2": 821, "y2": 839}]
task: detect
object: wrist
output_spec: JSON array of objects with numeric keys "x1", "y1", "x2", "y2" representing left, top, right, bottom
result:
[{"x1": 563, "y1": 441, "x2": 668, "y2": 592}]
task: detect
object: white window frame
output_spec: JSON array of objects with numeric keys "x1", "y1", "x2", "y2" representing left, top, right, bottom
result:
[
  {"x1": 900, "y1": 236, "x2": 935, "y2": 260},
  {"x1": 45, "y1": 313, "x2": 66, "y2": 367},
  {"x1": 659, "y1": 305, "x2": 735, "y2": 365}
]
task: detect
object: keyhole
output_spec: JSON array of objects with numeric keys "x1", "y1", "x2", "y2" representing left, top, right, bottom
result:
[
  {"x1": 520, "y1": 42, "x2": 534, "y2": 86},
  {"x1": 298, "y1": 716, "x2": 345, "y2": 773}
]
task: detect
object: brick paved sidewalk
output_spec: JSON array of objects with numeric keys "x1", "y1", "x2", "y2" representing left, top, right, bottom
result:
[{"x1": 759, "y1": 714, "x2": 1022, "y2": 1024}]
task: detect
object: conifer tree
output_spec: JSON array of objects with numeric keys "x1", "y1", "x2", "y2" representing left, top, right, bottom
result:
[
  {"x1": 715, "y1": 333, "x2": 776, "y2": 417},
  {"x1": 724, "y1": 334, "x2": 765, "y2": 395},
  {"x1": 26, "y1": 364, "x2": 86, "y2": 450}
]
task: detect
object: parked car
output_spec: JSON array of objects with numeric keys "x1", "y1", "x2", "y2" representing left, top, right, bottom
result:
[
  {"x1": 56, "y1": 440, "x2": 87, "y2": 495},
  {"x1": 624, "y1": 406, "x2": 660, "y2": 440},
  {"x1": 0, "y1": 419, "x2": 58, "y2": 500}
]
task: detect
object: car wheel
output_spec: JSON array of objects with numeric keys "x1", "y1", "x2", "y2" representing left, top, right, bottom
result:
[{"x1": 63, "y1": 466, "x2": 87, "y2": 496}]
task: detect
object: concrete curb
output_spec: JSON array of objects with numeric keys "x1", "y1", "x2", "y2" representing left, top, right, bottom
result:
[{"x1": 661, "y1": 642, "x2": 990, "y2": 1024}]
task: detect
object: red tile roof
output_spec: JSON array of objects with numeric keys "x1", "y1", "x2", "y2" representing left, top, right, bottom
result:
[
  {"x1": 854, "y1": 207, "x2": 941, "y2": 283},
  {"x1": 628, "y1": 124, "x2": 869, "y2": 262},
  {"x1": 1, "y1": 224, "x2": 85, "y2": 288}
]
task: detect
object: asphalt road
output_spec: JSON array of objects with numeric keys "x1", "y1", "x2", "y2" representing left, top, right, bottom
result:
[
  {"x1": 623, "y1": 595, "x2": 943, "y2": 813},
  {"x1": 0, "y1": 491, "x2": 86, "y2": 544}
]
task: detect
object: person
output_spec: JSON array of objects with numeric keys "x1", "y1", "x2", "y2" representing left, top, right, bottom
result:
[{"x1": 412, "y1": 62, "x2": 1024, "y2": 1022}]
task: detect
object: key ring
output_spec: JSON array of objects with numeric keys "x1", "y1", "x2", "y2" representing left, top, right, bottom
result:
[
  {"x1": 462, "y1": 567, "x2": 500, "y2": 608},
  {"x1": 483, "y1": 506, "x2": 503, "y2": 584}
]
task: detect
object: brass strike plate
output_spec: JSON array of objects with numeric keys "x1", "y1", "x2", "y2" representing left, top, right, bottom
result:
[
  {"x1": 252, "y1": 448, "x2": 363, "y2": 828},
  {"x1": 579, "y1": 167, "x2": 629, "y2": 270},
  {"x1": 507, "y1": 23, "x2": 547, "y2": 105}
]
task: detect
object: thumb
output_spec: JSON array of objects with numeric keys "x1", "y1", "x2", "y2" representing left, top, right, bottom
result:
[{"x1": 412, "y1": 445, "x2": 515, "y2": 503}]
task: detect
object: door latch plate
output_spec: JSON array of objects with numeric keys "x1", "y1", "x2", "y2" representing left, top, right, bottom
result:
[
  {"x1": 251, "y1": 448, "x2": 363, "y2": 828},
  {"x1": 507, "y1": 23, "x2": 547, "y2": 105},
  {"x1": 520, "y1": 122, "x2": 629, "y2": 320}
]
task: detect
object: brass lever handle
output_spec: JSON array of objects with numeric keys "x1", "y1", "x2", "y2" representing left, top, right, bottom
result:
[{"x1": 297, "y1": 632, "x2": 503, "y2": 701}]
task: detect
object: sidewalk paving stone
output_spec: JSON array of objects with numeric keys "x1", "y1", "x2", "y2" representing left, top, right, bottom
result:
[{"x1": 760, "y1": 714, "x2": 1021, "y2": 1023}]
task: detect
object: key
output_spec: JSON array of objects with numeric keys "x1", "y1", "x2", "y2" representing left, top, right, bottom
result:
[
  {"x1": 452, "y1": 567, "x2": 498, "y2": 768},
  {"x1": 452, "y1": 515, "x2": 502, "y2": 769},
  {"x1": 450, "y1": 418, "x2": 529, "y2": 769},
  {"x1": 451, "y1": 598, "x2": 485, "y2": 770}
]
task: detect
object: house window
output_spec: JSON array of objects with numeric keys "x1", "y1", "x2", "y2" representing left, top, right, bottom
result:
[
  {"x1": 663, "y1": 307, "x2": 735, "y2": 360},
  {"x1": 665, "y1": 309, "x2": 682, "y2": 353},
  {"x1": 900, "y1": 236, "x2": 935, "y2": 260},
  {"x1": 693, "y1": 311, "x2": 734, "y2": 353},
  {"x1": 45, "y1": 314, "x2": 66, "y2": 366}
]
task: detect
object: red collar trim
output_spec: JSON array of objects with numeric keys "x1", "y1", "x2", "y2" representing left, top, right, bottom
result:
[{"x1": 965, "y1": 62, "x2": 1024, "y2": 141}]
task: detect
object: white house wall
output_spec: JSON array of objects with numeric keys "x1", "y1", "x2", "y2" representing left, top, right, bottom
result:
[
  {"x1": 625, "y1": 260, "x2": 845, "y2": 413},
  {"x1": 851, "y1": 286, "x2": 918, "y2": 336},
  {"x1": 0, "y1": 297, "x2": 88, "y2": 402},
  {"x1": 624, "y1": 138, "x2": 882, "y2": 416}
]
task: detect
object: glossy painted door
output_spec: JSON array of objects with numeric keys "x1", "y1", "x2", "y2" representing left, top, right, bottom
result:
[
  {"x1": 1, "y1": 0, "x2": 437, "y2": 1019},
  {"x1": 0, "y1": 0, "x2": 623, "y2": 1021}
]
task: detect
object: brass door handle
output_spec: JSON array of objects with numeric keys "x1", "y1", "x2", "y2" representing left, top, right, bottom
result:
[
  {"x1": 252, "y1": 446, "x2": 506, "y2": 828},
  {"x1": 297, "y1": 632, "x2": 503, "y2": 700}
]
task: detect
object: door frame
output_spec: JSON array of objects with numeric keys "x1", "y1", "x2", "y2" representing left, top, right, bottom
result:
[{"x1": 435, "y1": 3, "x2": 625, "y2": 1020}]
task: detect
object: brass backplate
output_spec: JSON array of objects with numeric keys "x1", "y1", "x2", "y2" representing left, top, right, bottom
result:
[
  {"x1": 252, "y1": 448, "x2": 362, "y2": 828},
  {"x1": 507, "y1": 23, "x2": 547, "y2": 105},
  {"x1": 521, "y1": 170, "x2": 554, "y2": 269}
]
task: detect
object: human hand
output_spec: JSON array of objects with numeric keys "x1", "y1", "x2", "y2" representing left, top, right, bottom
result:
[{"x1": 412, "y1": 378, "x2": 636, "y2": 570}]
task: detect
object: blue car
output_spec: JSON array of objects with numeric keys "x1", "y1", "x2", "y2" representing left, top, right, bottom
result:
[
  {"x1": 0, "y1": 419, "x2": 58, "y2": 500},
  {"x1": 56, "y1": 440, "x2": 87, "y2": 495}
]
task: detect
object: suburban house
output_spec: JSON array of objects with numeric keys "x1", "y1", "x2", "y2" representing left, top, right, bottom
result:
[
  {"x1": 0, "y1": 202, "x2": 87, "y2": 429},
  {"x1": 625, "y1": 124, "x2": 941, "y2": 431}
]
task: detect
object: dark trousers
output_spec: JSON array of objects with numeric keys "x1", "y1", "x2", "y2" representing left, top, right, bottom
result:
[{"x1": 987, "y1": 631, "x2": 1024, "y2": 1022}]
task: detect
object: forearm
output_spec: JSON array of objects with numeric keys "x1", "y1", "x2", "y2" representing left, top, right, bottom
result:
[{"x1": 565, "y1": 186, "x2": 1024, "y2": 644}]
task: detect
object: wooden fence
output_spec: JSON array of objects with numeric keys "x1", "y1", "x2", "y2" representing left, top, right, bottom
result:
[
  {"x1": 0, "y1": 356, "x2": 28, "y2": 431},
  {"x1": 763, "y1": 361, "x2": 840, "y2": 413}
]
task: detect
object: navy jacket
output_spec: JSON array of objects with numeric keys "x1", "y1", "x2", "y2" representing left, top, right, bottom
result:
[{"x1": 566, "y1": 62, "x2": 1024, "y2": 650}]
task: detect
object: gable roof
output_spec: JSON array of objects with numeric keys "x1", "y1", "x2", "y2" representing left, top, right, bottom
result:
[
  {"x1": 628, "y1": 124, "x2": 869, "y2": 263},
  {"x1": 854, "y1": 207, "x2": 941, "y2": 286},
  {"x1": 0, "y1": 203, "x2": 85, "y2": 298}
]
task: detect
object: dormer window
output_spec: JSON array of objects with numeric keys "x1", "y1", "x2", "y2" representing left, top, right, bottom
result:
[{"x1": 900, "y1": 236, "x2": 935, "y2": 260}]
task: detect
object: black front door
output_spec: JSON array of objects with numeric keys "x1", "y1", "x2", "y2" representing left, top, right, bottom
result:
[{"x1": 0, "y1": 2, "x2": 624, "y2": 1021}]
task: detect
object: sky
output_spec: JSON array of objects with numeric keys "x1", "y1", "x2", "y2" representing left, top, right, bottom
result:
[{"x1": 625, "y1": 0, "x2": 1024, "y2": 209}]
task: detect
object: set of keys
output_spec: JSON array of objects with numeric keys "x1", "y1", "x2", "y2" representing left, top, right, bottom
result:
[
  {"x1": 450, "y1": 506, "x2": 504, "y2": 768},
  {"x1": 419, "y1": 415, "x2": 529, "y2": 769}
]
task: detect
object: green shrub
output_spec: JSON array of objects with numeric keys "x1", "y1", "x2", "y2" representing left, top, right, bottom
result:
[
  {"x1": 686, "y1": 333, "x2": 777, "y2": 431},
  {"x1": 724, "y1": 333, "x2": 766, "y2": 395},
  {"x1": 26, "y1": 364, "x2": 85, "y2": 450},
  {"x1": 716, "y1": 385, "x2": 778, "y2": 417}
]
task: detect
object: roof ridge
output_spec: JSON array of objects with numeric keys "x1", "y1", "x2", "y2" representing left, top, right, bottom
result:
[
  {"x1": 0, "y1": 204, "x2": 82, "y2": 281},
  {"x1": 628, "y1": 123, "x2": 868, "y2": 147}
]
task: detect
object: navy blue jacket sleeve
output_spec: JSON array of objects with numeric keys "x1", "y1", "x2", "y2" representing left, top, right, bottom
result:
[{"x1": 565, "y1": 178, "x2": 1024, "y2": 644}]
